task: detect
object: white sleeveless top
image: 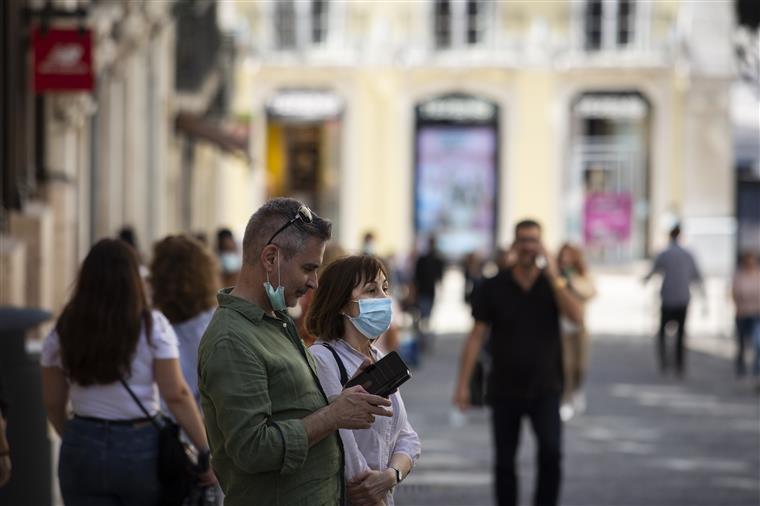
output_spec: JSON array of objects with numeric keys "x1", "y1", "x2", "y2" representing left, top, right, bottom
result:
[{"x1": 41, "y1": 310, "x2": 179, "y2": 420}]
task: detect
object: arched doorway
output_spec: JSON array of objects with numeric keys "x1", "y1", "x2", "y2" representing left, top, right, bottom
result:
[
  {"x1": 265, "y1": 89, "x2": 343, "y2": 232},
  {"x1": 413, "y1": 93, "x2": 500, "y2": 260},
  {"x1": 566, "y1": 91, "x2": 651, "y2": 262}
]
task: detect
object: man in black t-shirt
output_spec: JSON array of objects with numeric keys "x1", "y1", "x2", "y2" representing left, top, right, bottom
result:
[{"x1": 453, "y1": 220, "x2": 583, "y2": 506}]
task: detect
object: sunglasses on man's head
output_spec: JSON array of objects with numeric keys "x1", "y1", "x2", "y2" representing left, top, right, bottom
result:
[{"x1": 266, "y1": 205, "x2": 314, "y2": 245}]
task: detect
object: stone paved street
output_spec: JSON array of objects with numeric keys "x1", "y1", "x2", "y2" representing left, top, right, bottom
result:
[{"x1": 394, "y1": 333, "x2": 760, "y2": 506}]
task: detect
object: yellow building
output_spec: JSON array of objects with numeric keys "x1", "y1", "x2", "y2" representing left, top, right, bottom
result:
[{"x1": 231, "y1": 0, "x2": 736, "y2": 273}]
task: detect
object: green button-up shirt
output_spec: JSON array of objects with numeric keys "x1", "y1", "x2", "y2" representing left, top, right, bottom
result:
[{"x1": 198, "y1": 289, "x2": 342, "y2": 506}]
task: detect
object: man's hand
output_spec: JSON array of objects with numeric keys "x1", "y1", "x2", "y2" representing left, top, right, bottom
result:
[
  {"x1": 538, "y1": 242, "x2": 559, "y2": 280},
  {"x1": 196, "y1": 467, "x2": 218, "y2": 487},
  {"x1": 330, "y1": 386, "x2": 392, "y2": 430},
  {"x1": 452, "y1": 381, "x2": 470, "y2": 412},
  {"x1": 347, "y1": 469, "x2": 394, "y2": 506}
]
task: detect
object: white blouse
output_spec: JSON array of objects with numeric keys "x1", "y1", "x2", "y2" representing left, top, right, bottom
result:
[
  {"x1": 41, "y1": 310, "x2": 179, "y2": 420},
  {"x1": 310, "y1": 339, "x2": 421, "y2": 506}
]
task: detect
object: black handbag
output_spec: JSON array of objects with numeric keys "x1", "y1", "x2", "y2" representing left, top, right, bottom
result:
[{"x1": 120, "y1": 379, "x2": 196, "y2": 506}]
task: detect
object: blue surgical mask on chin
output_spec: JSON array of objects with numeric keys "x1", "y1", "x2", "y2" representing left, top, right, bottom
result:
[
  {"x1": 345, "y1": 298, "x2": 393, "y2": 340},
  {"x1": 263, "y1": 249, "x2": 287, "y2": 312}
]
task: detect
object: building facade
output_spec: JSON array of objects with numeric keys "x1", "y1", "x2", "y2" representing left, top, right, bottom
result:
[
  {"x1": 1, "y1": 0, "x2": 250, "y2": 316},
  {"x1": 231, "y1": 0, "x2": 737, "y2": 274}
]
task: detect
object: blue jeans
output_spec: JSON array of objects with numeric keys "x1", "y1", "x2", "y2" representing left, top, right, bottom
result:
[
  {"x1": 59, "y1": 417, "x2": 160, "y2": 506},
  {"x1": 736, "y1": 316, "x2": 760, "y2": 377}
]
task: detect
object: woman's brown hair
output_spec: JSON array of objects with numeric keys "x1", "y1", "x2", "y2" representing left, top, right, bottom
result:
[
  {"x1": 150, "y1": 235, "x2": 219, "y2": 324},
  {"x1": 56, "y1": 239, "x2": 151, "y2": 386},
  {"x1": 558, "y1": 243, "x2": 588, "y2": 276},
  {"x1": 306, "y1": 255, "x2": 388, "y2": 342}
]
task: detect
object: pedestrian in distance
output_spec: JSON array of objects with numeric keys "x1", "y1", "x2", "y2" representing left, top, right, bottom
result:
[
  {"x1": 732, "y1": 250, "x2": 760, "y2": 385},
  {"x1": 556, "y1": 243, "x2": 596, "y2": 421},
  {"x1": 643, "y1": 225, "x2": 704, "y2": 377},
  {"x1": 197, "y1": 198, "x2": 392, "y2": 506},
  {"x1": 216, "y1": 227, "x2": 241, "y2": 288},
  {"x1": 412, "y1": 235, "x2": 445, "y2": 353},
  {"x1": 307, "y1": 255, "x2": 421, "y2": 506},
  {"x1": 41, "y1": 239, "x2": 215, "y2": 506},
  {"x1": 453, "y1": 219, "x2": 583, "y2": 506}
]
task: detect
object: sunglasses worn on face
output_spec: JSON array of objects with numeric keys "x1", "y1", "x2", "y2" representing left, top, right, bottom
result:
[{"x1": 266, "y1": 205, "x2": 314, "y2": 245}]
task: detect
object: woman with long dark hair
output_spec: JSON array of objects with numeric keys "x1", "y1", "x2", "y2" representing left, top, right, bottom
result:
[{"x1": 41, "y1": 239, "x2": 214, "y2": 505}]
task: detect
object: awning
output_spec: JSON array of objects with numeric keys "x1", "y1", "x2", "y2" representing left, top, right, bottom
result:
[{"x1": 175, "y1": 112, "x2": 250, "y2": 159}]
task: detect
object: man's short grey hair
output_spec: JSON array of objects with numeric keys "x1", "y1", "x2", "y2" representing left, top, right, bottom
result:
[{"x1": 242, "y1": 197, "x2": 332, "y2": 265}]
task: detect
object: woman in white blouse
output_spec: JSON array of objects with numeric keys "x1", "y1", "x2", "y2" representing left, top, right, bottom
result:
[
  {"x1": 41, "y1": 239, "x2": 215, "y2": 505},
  {"x1": 307, "y1": 255, "x2": 421, "y2": 506}
]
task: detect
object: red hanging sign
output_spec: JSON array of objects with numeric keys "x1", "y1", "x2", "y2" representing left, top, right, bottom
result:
[{"x1": 32, "y1": 28, "x2": 94, "y2": 92}]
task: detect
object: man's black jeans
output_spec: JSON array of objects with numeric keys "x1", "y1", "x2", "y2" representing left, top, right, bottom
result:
[
  {"x1": 658, "y1": 305, "x2": 688, "y2": 374},
  {"x1": 491, "y1": 394, "x2": 562, "y2": 506}
]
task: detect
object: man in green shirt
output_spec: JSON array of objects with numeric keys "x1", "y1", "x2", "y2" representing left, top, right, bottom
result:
[{"x1": 199, "y1": 198, "x2": 392, "y2": 506}]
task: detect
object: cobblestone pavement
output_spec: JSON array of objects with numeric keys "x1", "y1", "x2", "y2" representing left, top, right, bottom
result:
[{"x1": 394, "y1": 333, "x2": 760, "y2": 506}]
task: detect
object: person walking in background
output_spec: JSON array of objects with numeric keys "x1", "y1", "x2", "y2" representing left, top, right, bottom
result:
[
  {"x1": 412, "y1": 235, "x2": 444, "y2": 353},
  {"x1": 732, "y1": 250, "x2": 760, "y2": 385},
  {"x1": 150, "y1": 235, "x2": 219, "y2": 405},
  {"x1": 307, "y1": 255, "x2": 421, "y2": 506},
  {"x1": 644, "y1": 225, "x2": 704, "y2": 377},
  {"x1": 216, "y1": 228, "x2": 241, "y2": 288},
  {"x1": 557, "y1": 243, "x2": 597, "y2": 421},
  {"x1": 462, "y1": 251, "x2": 484, "y2": 306},
  {"x1": 40, "y1": 239, "x2": 215, "y2": 505},
  {"x1": 453, "y1": 220, "x2": 583, "y2": 506},
  {"x1": 197, "y1": 198, "x2": 392, "y2": 506},
  {"x1": 361, "y1": 231, "x2": 377, "y2": 255}
]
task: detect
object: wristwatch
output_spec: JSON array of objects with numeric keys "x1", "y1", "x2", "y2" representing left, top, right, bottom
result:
[
  {"x1": 197, "y1": 449, "x2": 211, "y2": 472},
  {"x1": 390, "y1": 466, "x2": 403, "y2": 485}
]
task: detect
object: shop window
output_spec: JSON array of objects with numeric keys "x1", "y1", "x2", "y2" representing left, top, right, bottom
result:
[
  {"x1": 433, "y1": 0, "x2": 491, "y2": 50},
  {"x1": 584, "y1": 0, "x2": 637, "y2": 51},
  {"x1": 567, "y1": 92, "x2": 651, "y2": 262}
]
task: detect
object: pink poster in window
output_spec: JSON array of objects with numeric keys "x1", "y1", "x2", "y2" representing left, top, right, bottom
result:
[{"x1": 583, "y1": 192, "x2": 632, "y2": 244}]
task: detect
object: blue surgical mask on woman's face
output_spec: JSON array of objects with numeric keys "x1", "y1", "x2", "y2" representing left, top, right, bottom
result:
[
  {"x1": 220, "y1": 252, "x2": 242, "y2": 274},
  {"x1": 345, "y1": 297, "x2": 393, "y2": 340},
  {"x1": 263, "y1": 248, "x2": 287, "y2": 311}
]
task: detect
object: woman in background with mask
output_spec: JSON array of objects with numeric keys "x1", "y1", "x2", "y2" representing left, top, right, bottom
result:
[{"x1": 307, "y1": 255, "x2": 421, "y2": 506}]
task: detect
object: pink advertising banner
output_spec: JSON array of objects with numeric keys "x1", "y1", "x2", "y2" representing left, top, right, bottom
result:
[{"x1": 583, "y1": 192, "x2": 632, "y2": 244}]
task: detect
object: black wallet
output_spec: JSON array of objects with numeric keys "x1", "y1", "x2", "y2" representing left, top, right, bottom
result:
[{"x1": 344, "y1": 351, "x2": 411, "y2": 397}]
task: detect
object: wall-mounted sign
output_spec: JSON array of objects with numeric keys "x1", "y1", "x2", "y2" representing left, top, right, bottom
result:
[
  {"x1": 33, "y1": 28, "x2": 94, "y2": 92},
  {"x1": 573, "y1": 94, "x2": 647, "y2": 120},
  {"x1": 266, "y1": 90, "x2": 343, "y2": 121},
  {"x1": 418, "y1": 95, "x2": 497, "y2": 123}
]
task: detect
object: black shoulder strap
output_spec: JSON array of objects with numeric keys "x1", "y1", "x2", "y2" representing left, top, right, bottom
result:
[
  {"x1": 119, "y1": 378, "x2": 161, "y2": 430},
  {"x1": 320, "y1": 343, "x2": 348, "y2": 386}
]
